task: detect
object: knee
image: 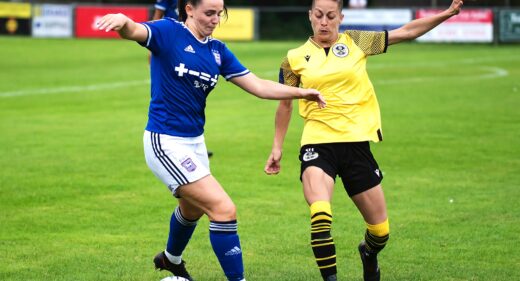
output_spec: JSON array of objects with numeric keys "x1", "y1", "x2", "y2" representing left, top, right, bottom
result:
[{"x1": 208, "y1": 199, "x2": 236, "y2": 221}]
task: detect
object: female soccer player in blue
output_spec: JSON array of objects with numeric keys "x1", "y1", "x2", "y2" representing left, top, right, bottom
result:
[
  {"x1": 96, "y1": 1, "x2": 325, "y2": 280},
  {"x1": 265, "y1": 0, "x2": 464, "y2": 280}
]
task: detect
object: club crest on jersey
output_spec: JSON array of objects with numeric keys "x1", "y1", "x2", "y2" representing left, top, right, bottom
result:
[
  {"x1": 181, "y1": 158, "x2": 197, "y2": 172},
  {"x1": 332, "y1": 43, "x2": 349, "y2": 58},
  {"x1": 212, "y1": 50, "x2": 221, "y2": 66},
  {"x1": 302, "y1": 148, "x2": 319, "y2": 162}
]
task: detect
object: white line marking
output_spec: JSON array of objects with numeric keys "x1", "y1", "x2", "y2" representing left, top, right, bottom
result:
[
  {"x1": 0, "y1": 79, "x2": 150, "y2": 98},
  {"x1": 374, "y1": 67, "x2": 509, "y2": 85},
  {"x1": 1, "y1": 55, "x2": 514, "y2": 99},
  {"x1": 259, "y1": 56, "x2": 512, "y2": 84}
]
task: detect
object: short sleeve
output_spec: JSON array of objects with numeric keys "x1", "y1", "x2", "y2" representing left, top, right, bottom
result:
[
  {"x1": 279, "y1": 57, "x2": 300, "y2": 87},
  {"x1": 138, "y1": 19, "x2": 174, "y2": 55},
  {"x1": 219, "y1": 44, "x2": 250, "y2": 80},
  {"x1": 344, "y1": 30, "x2": 388, "y2": 56}
]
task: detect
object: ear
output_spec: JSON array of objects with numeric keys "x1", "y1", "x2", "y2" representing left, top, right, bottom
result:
[
  {"x1": 186, "y1": 3, "x2": 194, "y2": 18},
  {"x1": 340, "y1": 12, "x2": 344, "y2": 22},
  {"x1": 308, "y1": 10, "x2": 312, "y2": 22}
]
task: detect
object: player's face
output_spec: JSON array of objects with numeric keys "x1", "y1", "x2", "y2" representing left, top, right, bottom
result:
[
  {"x1": 309, "y1": 0, "x2": 344, "y2": 46},
  {"x1": 187, "y1": 0, "x2": 224, "y2": 38}
]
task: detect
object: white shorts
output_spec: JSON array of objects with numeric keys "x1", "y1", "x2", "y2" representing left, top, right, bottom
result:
[{"x1": 143, "y1": 130, "x2": 210, "y2": 196}]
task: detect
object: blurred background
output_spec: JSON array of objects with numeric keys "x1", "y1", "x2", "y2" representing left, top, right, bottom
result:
[{"x1": 1, "y1": 0, "x2": 520, "y2": 42}]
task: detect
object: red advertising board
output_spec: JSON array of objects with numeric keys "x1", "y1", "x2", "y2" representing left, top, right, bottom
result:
[
  {"x1": 417, "y1": 9, "x2": 493, "y2": 23},
  {"x1": 75, "y1": 6, "x2": 149, "y2": 38}
]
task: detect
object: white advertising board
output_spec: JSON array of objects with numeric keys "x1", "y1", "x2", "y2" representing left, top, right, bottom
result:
[
  {"x1": 32, "y1": 4, "x2": 73, "y2": 38},
  {"x1": 341, "y1": 9, "x2": 412, "y2": 31}
]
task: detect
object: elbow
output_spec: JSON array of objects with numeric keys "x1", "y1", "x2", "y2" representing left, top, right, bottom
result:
[{"x1": 400, "y1": 29, "x2": 417, "y2": 42}]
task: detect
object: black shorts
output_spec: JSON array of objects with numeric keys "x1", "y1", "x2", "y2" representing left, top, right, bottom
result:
[{"x1": 299, "y1": 142, "x2": 383, "y2": 197}]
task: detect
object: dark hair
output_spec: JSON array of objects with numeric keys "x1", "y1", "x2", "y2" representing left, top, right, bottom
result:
[
  {"x1": 311, "y1": 0, "x2": 343, "y2": 10},
  {"x1": 178, "y1": 0, "x2": 228, "y2": 22}
]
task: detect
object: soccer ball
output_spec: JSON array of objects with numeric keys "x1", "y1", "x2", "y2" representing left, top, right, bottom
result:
[{"x1": 160, "y1": 276, "x2": 190, "y2": 281}]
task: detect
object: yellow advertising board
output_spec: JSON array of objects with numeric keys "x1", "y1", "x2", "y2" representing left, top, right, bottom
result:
[
  {"x1": 213, "y1": 8, "x2": 255, "y2": 41},
  {"x1": 0, "y1": 2, "x2": 31, "y2": 18}
]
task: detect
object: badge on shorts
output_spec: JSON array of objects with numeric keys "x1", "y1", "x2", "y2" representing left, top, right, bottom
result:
[
  {"x1": 181, "y1": 158, "x2": 197, "y2": 172},
  {"x1": 332, "y1": 43, "x2": 349, "y2": 58},
  {"x1": 302, "y1": 148, "x2": 319, "y2": 162}
]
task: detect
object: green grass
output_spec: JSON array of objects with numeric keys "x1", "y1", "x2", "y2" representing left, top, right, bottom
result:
[{"x1": 1, "y1": 37, "x2": 519, "y2": 281}]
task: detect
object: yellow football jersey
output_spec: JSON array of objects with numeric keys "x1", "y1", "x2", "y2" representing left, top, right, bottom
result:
[{"x1": 280, "y1": 30, "x2": 388, "y2": 146}]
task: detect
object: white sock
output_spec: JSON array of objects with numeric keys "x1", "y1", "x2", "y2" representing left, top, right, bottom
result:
[{"x1": 164, "y1": 250, "x2": 182, "y2": 265}]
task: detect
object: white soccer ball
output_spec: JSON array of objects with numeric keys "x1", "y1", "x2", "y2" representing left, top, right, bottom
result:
[{"x1": 160, "y1": 276, "x2": 190, "y2": 281}]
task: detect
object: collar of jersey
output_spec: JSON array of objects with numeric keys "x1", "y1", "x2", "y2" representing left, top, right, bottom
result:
[
  {"x1": 180, "y1": 21, "x2": 210, "y2": 44},
  {"x1": 308, "y1": 33, "x2": 343, "y2": 49}
]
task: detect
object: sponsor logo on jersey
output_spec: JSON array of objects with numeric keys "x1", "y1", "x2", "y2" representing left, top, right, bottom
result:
[
  {"x1": 332, "y1": 43, "x2": 349, "y2": 58},
  {"x1": 212, "y1": 50, "x2": 221, "y2": 66},
  {"x1": 225, "y1": 246, "x2": 242, "y2": 256},
  {"x1": 181, "y1": 158, "x2": 197, "y2": 172},
  {"x1": 302, "y1": 148, "x2": 319, "y2": 162},
  {"x1": 305, "y1": 55, "x2": 311, "y2": 62},
  {"x1": 184, "y1": 45, "x2": 195, "y2": 53},
  {"x1": 174, "y1": 63, "x2": 219, "y2": 91}
]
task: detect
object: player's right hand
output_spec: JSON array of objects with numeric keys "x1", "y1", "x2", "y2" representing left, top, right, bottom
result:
[
  {"x1": 96, "y1": 13, "x2": 129, "y2": 32},
  {"x1": 264, "y1": 149, "x2": 282, "y2": 175}
]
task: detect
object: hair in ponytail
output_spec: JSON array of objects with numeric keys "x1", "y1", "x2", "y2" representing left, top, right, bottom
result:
[
  {"x1": 177, "y1": 0, "x2": 228, "y2": 22},
  {"x1": 177, "y1": 0, "x2": 188, "y2": 22}
]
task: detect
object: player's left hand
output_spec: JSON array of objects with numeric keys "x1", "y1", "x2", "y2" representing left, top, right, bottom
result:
[{"x1": 448, "y1": 0, "x2": 464, "y2": 16}]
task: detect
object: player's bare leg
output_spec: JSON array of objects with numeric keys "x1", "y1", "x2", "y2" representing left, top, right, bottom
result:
[{"x1": 176, "y1": 176, "x2": 245, "y2": 281}]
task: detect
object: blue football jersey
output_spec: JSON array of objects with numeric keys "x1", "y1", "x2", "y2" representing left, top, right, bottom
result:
[
  {"x1": 154, "y1": 0, "x2": 178, "y2": 20},
  {"x1": 140, "y1": 19, "x2": 250, "y2": 137}
]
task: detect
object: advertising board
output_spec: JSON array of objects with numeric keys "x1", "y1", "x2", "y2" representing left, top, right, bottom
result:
[
  {"x1": 75, "y1": 6, "x2": 149, "y2": 38},
  {"x1": 32, "y1": 4, "x2": 73, "y2": 38},
  {"x1": 416, "y1": 9, "x2": 493, "y2": 43}
]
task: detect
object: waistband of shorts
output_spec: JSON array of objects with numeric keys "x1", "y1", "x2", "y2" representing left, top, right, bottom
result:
[{"x1": 144, "y1": 130, "x2": 205, "y2": 144}]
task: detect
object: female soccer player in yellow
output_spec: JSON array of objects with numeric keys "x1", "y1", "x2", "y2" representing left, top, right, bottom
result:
[{"x1": 264, "y1": 0, "x2": 464, "y2": 280}]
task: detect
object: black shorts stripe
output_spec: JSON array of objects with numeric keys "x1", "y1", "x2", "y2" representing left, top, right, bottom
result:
[
  {"x1": 153, "y1": 133, "x2": 189, "y2": 183},
  {"x1": 150, "y1": 132, "x2": 188, "y2": 185},
  {"x1": 150, "y1": 132, "x2": 184, "y2": 185}
]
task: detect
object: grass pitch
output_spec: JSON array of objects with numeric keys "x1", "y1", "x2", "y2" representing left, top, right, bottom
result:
[{"x1": 1, "y1": 37, "x2": 519, "y2": 281}]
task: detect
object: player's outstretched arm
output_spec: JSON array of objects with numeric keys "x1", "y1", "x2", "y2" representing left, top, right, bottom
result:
[
  {"x1": 264, "y1": 100, "x2": 293, "y2": 175},
  {"x1": 96, "y1": 13, "x2": 148, "y2": 42},
  {"x1": 388, "y1": 0, "x2": 463, "y2": 45},
  {"x1": 230, "y1": 73, "x2": 326, "y2": 108},
  {"x1": 152, "y1": 9, "x2": 165, "y2": 21}
]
